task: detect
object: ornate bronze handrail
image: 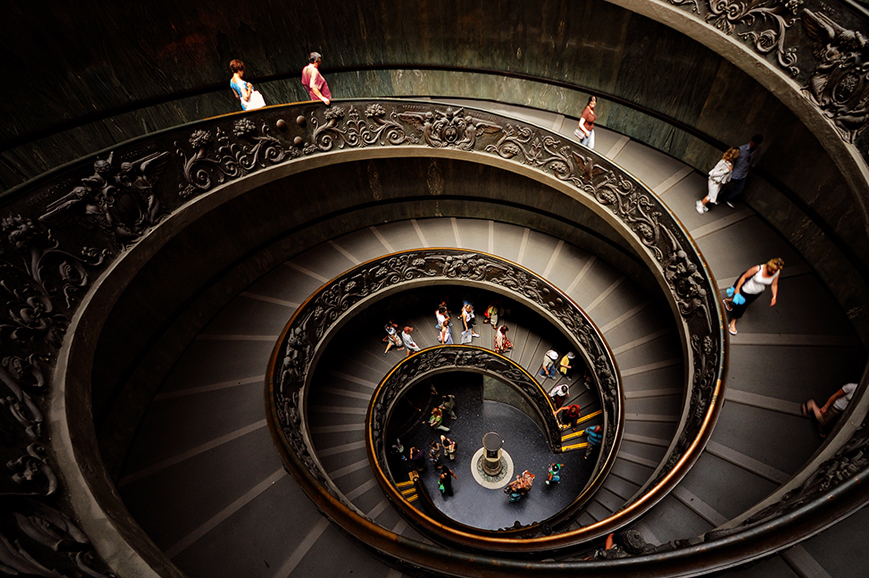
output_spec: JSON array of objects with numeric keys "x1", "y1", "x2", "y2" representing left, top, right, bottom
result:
[
  {"x1": 365, "y1": 345, "x2": 614, "y2": 541},
  {"x1": 0, "y1": 99, "x2": 730, "y2": 573},
  {"x1": 266, "y1": 248, "x2": 622, "y2": 535}
]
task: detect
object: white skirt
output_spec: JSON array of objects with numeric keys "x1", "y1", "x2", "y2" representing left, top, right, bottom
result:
[{"x1": 707, "y1": 179, "x2": 724, "y2": 203}]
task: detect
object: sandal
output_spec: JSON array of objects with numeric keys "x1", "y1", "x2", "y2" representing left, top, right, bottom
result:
[{"x1": 723, "y1": 299, "x2": 732, "y2": 312}]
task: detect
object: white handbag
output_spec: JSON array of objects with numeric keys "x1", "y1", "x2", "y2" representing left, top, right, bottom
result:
[{"x1": 244, "y1": 90, "x2": 267, "y2": 111}]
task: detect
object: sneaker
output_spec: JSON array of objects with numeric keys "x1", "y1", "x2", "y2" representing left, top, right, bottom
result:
[
  {"x1": 472, "y1": 333, "x2": 480, "y2": 338},
  {"x1": 725, "y1": 201, "x2": 735, "y2": 208},
  {"x1": 695, "y1": 200, "x2": 707, "y2": 214}
]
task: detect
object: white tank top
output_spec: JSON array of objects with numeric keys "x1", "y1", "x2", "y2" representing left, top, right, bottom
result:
[{"x1": 742, "y1": 265, "x2": 779, "y2": 294}]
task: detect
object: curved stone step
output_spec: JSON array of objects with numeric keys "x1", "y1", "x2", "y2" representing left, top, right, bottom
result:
[
  {"x1": 118, "y1": 185, "x2": 862, "y2": 577},
  {"x1": 120, "y1": 217, "x2": 681, "y2": 572}
]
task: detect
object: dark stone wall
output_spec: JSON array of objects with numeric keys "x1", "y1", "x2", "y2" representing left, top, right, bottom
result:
[
  {"x1": 0, "y1": 1, "x2": 841, "y2": 188},
  {"x1": 4, "y1": 0, "x2": 868, "y2": 337}
]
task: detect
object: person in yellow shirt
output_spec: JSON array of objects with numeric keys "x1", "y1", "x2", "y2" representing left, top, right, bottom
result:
[{"x1": 559, "y1": 351, "x2": 575, "y2": 377}]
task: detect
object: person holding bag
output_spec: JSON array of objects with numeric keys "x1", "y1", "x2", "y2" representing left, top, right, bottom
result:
[
  {"x1": 574, "y1": 96, "x2": 597, "y2": 149},
  {"x1": 723, "y1": 258, "x2": 784, "y2": 335},
  {"x1": 696, "y1": 147, "x2": 740, "y2": 213},
  {"x1": 229, "y1": 59, "x2": 267, "y2": 111}
]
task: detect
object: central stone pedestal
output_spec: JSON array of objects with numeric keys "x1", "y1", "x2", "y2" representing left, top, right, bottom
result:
[
  {"x1": 470, "y1": 432, "x2": 514, "y2": 490},
  {"x1": 482, "y1": 432, "x2": 503, "y2": 476}
]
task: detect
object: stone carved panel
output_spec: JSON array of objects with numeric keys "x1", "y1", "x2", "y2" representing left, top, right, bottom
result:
[
  {"x1": 0, "y1": 497, "x2": 114, "y2": 577},
  {"x1": 802, "y1": 9, "x2": 869, "y2": 143},
  {"x1": 39, "y1": 151, "x2": 171, "y2": 248},
  {"x1": 176, "y1": 119, "x2": 298, "y2": 199}
]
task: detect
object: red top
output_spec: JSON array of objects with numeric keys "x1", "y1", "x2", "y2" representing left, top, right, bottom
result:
[
  {"x1": 302, "y1": 64, "x2": 332, "y2": 101},
  {"x1": 581, "y1": 107, "x2": 596, "y2": 133}
]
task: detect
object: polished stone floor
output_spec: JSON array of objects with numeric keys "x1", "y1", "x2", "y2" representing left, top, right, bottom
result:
[{"x1": 395, "y1": 376, "x2": 592, "y2": 530}]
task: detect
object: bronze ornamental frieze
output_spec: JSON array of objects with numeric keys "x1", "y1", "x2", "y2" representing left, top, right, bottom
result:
[
  {"x1": 365, "y1": 345, "x2": 618, "y2": 541},
  {"x1": 0, "y1": 99, "x2": 729, "y2": 572},
  {"x1": 266, "y1": 248, "x2": 623, "y2": 537}
]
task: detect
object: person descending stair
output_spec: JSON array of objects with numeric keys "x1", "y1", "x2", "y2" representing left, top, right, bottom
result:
[
  {"x1": 401, "y1": 326, "x2": 422, "y2": 356},
  {"x1": 558, "y1": 351, "x2": 575, "y2": 377},
  {"x1": 494, "y1": 325, "x2": 513, "y2": 353},
  {"x1": 548, "y1": 383, "x2": 570, "y2": 409},
  {"x1": 383, "y1": 321, "x2": 403, "y2": 356},
  {"x1": 555, "y1": 403, "x2": 581, "y2": 431},
  {"x1": 584, "y1": 425, "x2": 602, "y2": 459},
  {"x1": 438, "y1": 464, "x2": 457, "y2": 497},
  {"x1": 427, "y1": 407, "x2": 450, "y2": 432},
  {"x1": 540, "y1": 349, "x2": 559, "y2": 379}
]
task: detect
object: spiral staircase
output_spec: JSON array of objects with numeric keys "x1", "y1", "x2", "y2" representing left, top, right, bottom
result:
[
  {"x1": 4, "y1": 2, "x2": 869, "y2": 571},
  {"x1": 91, "y1": 104, "x2": 864, "y2": 577}
]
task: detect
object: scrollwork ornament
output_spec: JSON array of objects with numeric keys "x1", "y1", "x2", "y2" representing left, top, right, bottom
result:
[
  {"x1": 705, "y1": 0, "x2": 801, "y2": 74},
  {"x1": 6, "y1": 443, "x2": 57, "y2": 496},
  {"x1": 305, "y1": 105, "x2": 416, "y2": 154},
  {"x1": 802, "y1": 9, "x2": 869, "y2": 143},
  {"x1": 0, "y1": 497, "x2": 115, "y2": 577},
  {"x1": 728, "y1": 418, "x2": 869, "y2": 531},
  {"x1": 2, "y1": 214, "x2": 108, "y2": 310},
  {"x1": 177, "y1": 121, "x2": 294, "y2": 199},
  {"x1": 0, "y1": 355, "x2": 50, "y2": 444}
]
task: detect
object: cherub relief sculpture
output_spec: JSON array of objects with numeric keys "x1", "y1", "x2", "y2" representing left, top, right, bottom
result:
[
  {"x1": 40, "y1": 151, "x2": 170, "y2": 246},
  {"x1": 802, "y1": 9, "x2": 869, "y2": 143}
]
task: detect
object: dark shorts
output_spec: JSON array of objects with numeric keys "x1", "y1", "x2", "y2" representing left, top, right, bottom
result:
[
  {"x1": 730, "y1": 289, "x2": 762, "y2": 319},
  {"x1": 817, "y1": 405, "x2": 843, "y2": 433}
]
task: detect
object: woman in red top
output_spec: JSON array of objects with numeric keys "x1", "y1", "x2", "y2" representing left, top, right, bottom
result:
[{"x1": 575, "y1": 96, "x2": 597, "y2": 149}]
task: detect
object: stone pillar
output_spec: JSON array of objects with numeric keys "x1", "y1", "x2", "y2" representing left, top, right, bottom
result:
[{"x1": 482, "y1": 432, "x2": 503, "y2": 476}]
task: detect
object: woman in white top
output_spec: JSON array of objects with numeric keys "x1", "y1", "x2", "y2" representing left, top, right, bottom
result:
[
  {"x1": 696, "y1": 147, "x2": 740, "y2": 213},
  {"x1": 439, "y1": 317, "x2": 454, "y2": 345},
  {"x1": 723, "y1": 257, "x2": 783, "y2": 335},
  {"x1": 229, "y1": 59, "x2": 267, "y2": 111},
  {"x1": 461, "y1": 303, "x2": 479, "y2": 339}
]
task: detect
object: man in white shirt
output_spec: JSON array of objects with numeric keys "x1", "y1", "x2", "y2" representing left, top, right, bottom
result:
[{"x1": 802, "y1": 382, "x2": 857, "y2": 437}]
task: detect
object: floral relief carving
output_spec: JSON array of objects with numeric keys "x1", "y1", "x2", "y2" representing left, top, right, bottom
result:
[
  {"x1": 0, "y1": 497, "x2": 115, "y2": 577},
  {"x1": 668, "y1": 0, "x2": 801, "y2": 74},
  {"x1": 305, "y1": 105, "x2": 415, "y2": 154},
  {"x1": 177, "y1": 120, "x2": 296, "y2": 199},
  {"x1": 708, "y1": 0, "x2": 801, "y2": 74},
  {"x1": 0, "y1": 212, "x2": 107, "y2": 444},
  {"x1": 664, "y1": 0, "x2": 869, "y2": 146},
  {"x1": 6, "y1": 443, "x2": 57, "y2": 496}
]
